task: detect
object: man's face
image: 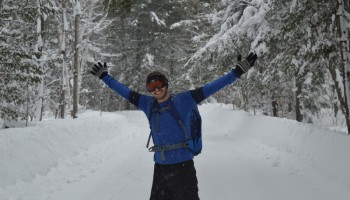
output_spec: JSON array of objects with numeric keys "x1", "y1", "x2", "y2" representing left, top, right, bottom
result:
[
  {"x1": 146, "y1": 79, "x2": 169, "y2": 102},
  {"x1": 151, "y1": 86, "x2": 168, "y2": 101}
]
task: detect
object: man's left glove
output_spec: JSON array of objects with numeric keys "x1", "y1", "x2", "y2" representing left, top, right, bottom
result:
[
  {"x1": 91, "y1": 62, "x2": 108, "y2": 79},
  {"x1": 234, "y1": 52, "x2": 258, "y2": 77}
]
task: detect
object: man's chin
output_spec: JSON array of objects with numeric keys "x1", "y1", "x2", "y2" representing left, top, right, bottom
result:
[
  {"x1": 156, "y1": 93, "x2": 165, "y2": 100},
  {"x1": 155, "y1": 91, "x2": 169, "y2": 102}
]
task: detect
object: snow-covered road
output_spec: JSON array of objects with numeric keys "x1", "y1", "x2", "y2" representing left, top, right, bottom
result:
[{"x1": 1, "y1": 104, "x2": 350, "y2": 200}]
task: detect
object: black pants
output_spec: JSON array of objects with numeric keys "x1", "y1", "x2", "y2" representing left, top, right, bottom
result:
[{"x1": 150, "y1": 159, "x2": 200, "y2": 200}]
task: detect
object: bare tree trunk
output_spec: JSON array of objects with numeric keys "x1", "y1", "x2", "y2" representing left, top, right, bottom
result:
[
  {"x1": 59, "y1": 84, "x2": 65, "y2": 118},
  {"x1": 333, "y1": 87, "x2": 339, "y2": 118},
  {"x1": 240, "y1": 89, "x2": 249, "y2": 112},
  {"x1": 295, "y1": 80, "x2": 303, "y2": 122},
  {"x1": 72, "y1": 0, "x2": 81, "y2": 118},
  {"x1": 34, "y1": 0, "x2": 45, "y2": 121},
  {"x1": 328, "y1": 60, "x2": 350, "y2": 132},
  {"x1": 59, "y1": 0, "x2": 67, "y2": 119},
  {"x1": 26, "y1": 82, "x2": 30, "y2": 127},
  {"x1": 337, "y1": 0, "x2": 350, "y2": 134}
]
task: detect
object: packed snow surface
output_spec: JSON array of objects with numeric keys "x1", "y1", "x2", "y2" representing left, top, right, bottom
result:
[{"x1": 1, "y1": 104, "x2": 349, "y2": 200}]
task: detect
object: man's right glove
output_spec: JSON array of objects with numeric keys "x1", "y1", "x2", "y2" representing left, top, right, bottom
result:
[
  {"x1": 91, "y1": 62, "x2": 108, "y2": 79},
  {"x1": 234, "y1": 52, "x2": 258, "y2": 77}
]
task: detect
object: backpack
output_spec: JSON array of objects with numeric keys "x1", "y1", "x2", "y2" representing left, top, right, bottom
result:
[
  {"x1": 187, "y1": 107, "x2": 202, "y2": 155},
  {"x1": 146, "y1": 96, "x2": 202, "y2": 160}
]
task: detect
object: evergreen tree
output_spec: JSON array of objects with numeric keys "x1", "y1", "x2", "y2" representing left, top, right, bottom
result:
[
  {"x1": 185, "y1": 0, "x2": 271, "y2": 106},
  {"x1": 267, "y1": 0, "x2": 338, "y2": 122},
  {"x1": 87, "y1": 0, "x2": 214, "y2": 111},
  {"x1": 0, "y1": 0, "x2": 43, "y2": 121}
]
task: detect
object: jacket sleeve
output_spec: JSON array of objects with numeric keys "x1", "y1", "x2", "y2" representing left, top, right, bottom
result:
[
  {"x1": 190, "y1": 70, "x2": 238, "y2": 104},
  {"x1": 101, "y1": 74, "x2": 149, "y2": 110}
]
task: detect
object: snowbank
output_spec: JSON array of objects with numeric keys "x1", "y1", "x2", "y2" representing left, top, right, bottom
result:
[
  {"x1": 200, "y1": 104, "x2": 350, "y2": 199},
  {"x1": 0, "y1": 111, "x2": 141, "y2": 187},
  {"x1": 1, "y1": 104, "x2": 349, "y2": 200}
]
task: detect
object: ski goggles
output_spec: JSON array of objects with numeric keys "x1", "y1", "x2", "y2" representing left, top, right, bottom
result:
[{"x1": 146, "y1": 79, "x2": 165, "y2": 92}]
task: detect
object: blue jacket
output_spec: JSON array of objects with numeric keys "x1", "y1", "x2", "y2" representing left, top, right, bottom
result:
[{"x1": 102, "y1": 70, "x2": 238, "y2": 164}]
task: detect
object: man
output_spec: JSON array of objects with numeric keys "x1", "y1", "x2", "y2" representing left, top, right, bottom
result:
[{"x1": 90, "y1": 52, "x2": 257, "y2": 200}]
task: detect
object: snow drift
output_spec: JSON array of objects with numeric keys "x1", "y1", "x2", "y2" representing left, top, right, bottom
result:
[{"x1": 0, "y1": 104, "x2": 349, "y2": 200}]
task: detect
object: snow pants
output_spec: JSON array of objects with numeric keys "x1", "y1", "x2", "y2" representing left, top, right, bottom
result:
[{"x1": 150, "y1": 159, "x2": 200, "y2": 200}]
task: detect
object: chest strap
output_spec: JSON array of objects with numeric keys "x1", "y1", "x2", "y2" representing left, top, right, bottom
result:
[{"x1": 148, "y1": 142, "x2": 189, "y2": 161}]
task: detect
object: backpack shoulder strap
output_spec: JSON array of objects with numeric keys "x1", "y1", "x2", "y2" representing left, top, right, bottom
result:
[
  {"x1": 168, "y1": 96, "x2": 190, "y2": 140},
  {"x1": 147, "y1": 97, "x2": 159, "y2": 120},
  {"x1": 146, "y1": 98, "x2": 158, "y2": 148},
  {"x1": 146, "y1": 97, "x2": 172, "y2": 148}
]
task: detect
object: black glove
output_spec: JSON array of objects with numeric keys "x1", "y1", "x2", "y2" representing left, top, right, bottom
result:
[
  {"x1": 234, "y1": 52, "x2": 258, "y2": 77},
  {"x1": 91, "y1": 62, "x2": 108, "y2": 79}
]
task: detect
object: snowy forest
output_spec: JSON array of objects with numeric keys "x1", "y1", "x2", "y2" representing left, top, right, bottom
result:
[{"x1": 1, "y1": 0, "x2": 350, "y2": 134}]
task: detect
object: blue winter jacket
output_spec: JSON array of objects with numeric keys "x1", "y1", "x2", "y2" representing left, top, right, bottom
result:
[{"x1": 102, "y1": 70, "x2": 238, "y2": 164}]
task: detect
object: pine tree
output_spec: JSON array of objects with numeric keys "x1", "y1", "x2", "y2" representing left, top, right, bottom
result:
[
  {"x1": 0, "y1": 0, "x2": 42, "y2": 121},
  {"x1": 185, "y1": 0, "x2": 271, "y2": 107},
  {"x1": 268, "y1": 0, "x2": 339, "y2": 123},
  {"x1": 87, "y1": 0, "x2": 213, "y2": 111}
]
